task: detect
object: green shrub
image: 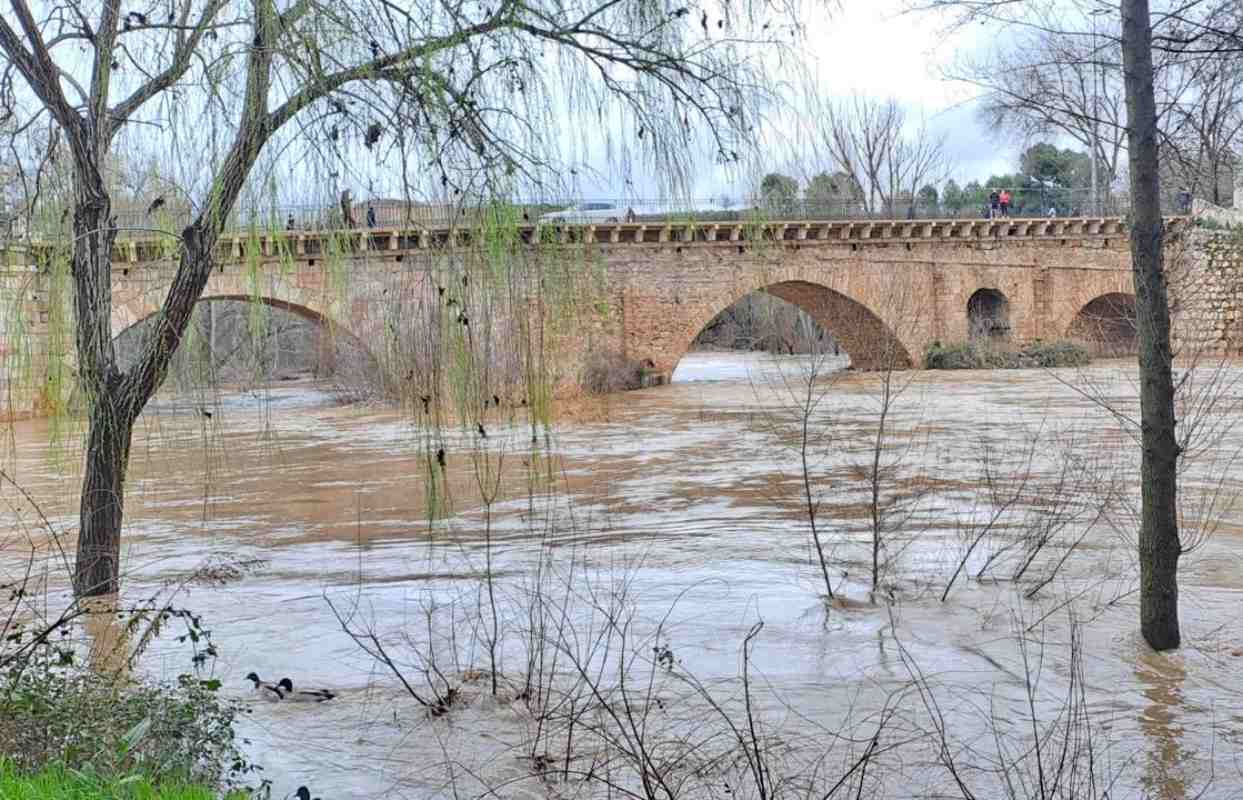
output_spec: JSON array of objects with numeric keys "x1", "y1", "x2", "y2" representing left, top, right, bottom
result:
[
  {"x1": 925, "y1": 339, "x2": 1090, "y2": 370},
  {"x1": 0, "y1": 601, "x2": 263, "y2": 797},
  {"x1": 1020, "y1": 339, "x2": 1091, "y2": 368},
  {"x1": 0, "y1": 662, "x2": 256, "y2": 792}
]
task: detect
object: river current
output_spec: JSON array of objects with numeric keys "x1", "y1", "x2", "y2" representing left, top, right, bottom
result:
[{"x1": 1, "y1": 352, "x2": 1241, "y2": 798}]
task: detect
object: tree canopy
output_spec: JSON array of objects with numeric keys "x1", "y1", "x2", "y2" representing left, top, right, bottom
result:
[
  {"x1": 760, "y1": 172, "x2": 799, "y2": 213},
  {"x1": 1019, "y1": 143, "x2": 1092, "y2": 188}
]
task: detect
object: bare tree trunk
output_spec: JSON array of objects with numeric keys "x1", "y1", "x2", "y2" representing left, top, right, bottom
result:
[
  {"x1": 70, "y1": 181, "x2": 135, "y2": 597},
  {"x1": 75, "y1": 400, "x2": 135, "y2": 596},
  {"x1": 1120, "y1": 0, "x2": 1181, "y2": 651}
]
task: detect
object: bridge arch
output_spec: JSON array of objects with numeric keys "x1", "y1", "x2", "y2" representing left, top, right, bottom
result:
[
  {"x1": 110, "y1": 265, "x2": 372, "y2": 348},
  {"x1": 1067, "y1": 292, "x2": 1137, "y2": 355},
  {"x1": 674, "y1": 279, "x2": 913, "y2": 372},
  {"x1": 967, "y1": 288, "x2": 1012, "y2": 341},
  {"x1": 111, "y1": 293, "x2": 353, "y2": 342},
  {"x1": 111, "y1": 293, "x2": 370, "y2": 379}
]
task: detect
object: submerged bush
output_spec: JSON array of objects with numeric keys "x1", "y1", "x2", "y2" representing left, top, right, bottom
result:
[
  {"x1": 1021, "y1": 339, "x2": 1092, "y2": 368},
  {"x1": 580, "y1": 348, "x2": 647, "y2": 394},
  {"x1": 925, "y1": 339, "x2": 1091, "y2": 370}
]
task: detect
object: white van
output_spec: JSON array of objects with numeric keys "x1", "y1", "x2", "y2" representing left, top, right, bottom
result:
[{"x1": 538, "y1": 202, "x2": 622, "y2": 224}]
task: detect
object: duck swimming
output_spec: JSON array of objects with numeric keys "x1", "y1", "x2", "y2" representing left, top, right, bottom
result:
[
  {"x1": 244, "y1": 672, "x2": 285, "y2": 701},
  {"x1": 278, "y1": 677, "x2": 337, "y2": 703},
  {"x1": 294, "y1": 787, "x2": 320, "y2": 800}
]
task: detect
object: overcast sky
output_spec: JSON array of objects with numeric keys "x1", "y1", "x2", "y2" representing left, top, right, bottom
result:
[
  {"x1": 5, "y1": 0, "x2": 1029, "y2": 209},
  {"x1": 689, "y1": 0, "x2": 1020, "y2": 201}
]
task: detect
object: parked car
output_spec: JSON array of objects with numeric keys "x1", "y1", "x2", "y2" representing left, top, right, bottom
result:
[{"x1": 538, "y1": 202, "x2": 622, "y2": 224}]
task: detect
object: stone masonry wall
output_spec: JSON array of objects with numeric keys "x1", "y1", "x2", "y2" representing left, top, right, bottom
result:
[{"x1": 1170, "y1": 228, "x2": 1243, "y2": 357}]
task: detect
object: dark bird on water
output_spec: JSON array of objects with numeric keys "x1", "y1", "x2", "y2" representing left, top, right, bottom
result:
[
  {"x1": 492, "y1": 394, "x2": 500, "y2": 407},
  {"x1": 701, "y1": 11, "x2": 708, "y2": 30},
  {"x1": 365, "y1": 122, "x2": 383, "y2": 149},
  {"x1": 462, "y1": 274, "x2": 469, "y2": 286},
  {"x1": 295, "y1": 787, "x2": 321, "y2": 800},
  {"x1": 522, "y1": 210, "x2": 530, "y2": 222},
  {"x1": 420, "y1": 395, "x2": 431, "y2": 413},
  {"x1": 244, "y1": 672, "x2": 284, "y2": 701},
  {"x1": 370, "y1": 39, "x2": 381, "y2": 59},
  {"x1": 477, "y1": 423, "x2": 487, "y2": 438},
  {"x1": 436, "y1": 448, "x2": 446, "y2": 467},
  {"x1": 196, "y1": 407, "x2": 213, "y2": 419},
  {"x1": 147, "y1": 196, "x2": 166, "y2": 216},
  {"x1": 458, "y1": 312, "x2": 469, "y2": 326},
  {"x1": 437, "y1": 286, "x2": 445, "y2": 296},
  {"x1": 59, "y1": 208, "x2": 69, "y2": 225},
  {"x1": 329, "y1": 125, "x2": 339, "y2": 142},
  {"x1": 277, "y1": 678, "x2": 335, "y2": 703}
]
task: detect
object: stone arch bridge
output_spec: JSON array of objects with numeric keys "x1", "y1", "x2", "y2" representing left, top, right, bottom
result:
[{"x1": 0, "y1": 215, "x2": 1223, "y2": 416}]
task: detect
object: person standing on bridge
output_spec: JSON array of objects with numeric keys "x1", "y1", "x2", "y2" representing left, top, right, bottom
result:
[
  {"x1": 988, "y1": 189, "x2": 1000, "y2": 219},
  {"x1": 999, "y1": 188, "x2": 1012, "y2": 218},
  {"x1": 1177, "y1": 188, "x2": 1192, "y2": 214},
  {"x1": 366, "y1": 204, "x2": 377, "y2": 228}
]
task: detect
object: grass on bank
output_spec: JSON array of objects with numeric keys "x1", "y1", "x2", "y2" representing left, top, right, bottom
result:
[{"x1": 0, "y1": 762, "x2": 246, "y2": 800}]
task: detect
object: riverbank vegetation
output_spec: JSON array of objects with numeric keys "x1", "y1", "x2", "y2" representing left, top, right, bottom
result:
[
  {"x1": 0, "y1": 762, "x2": 240, "y2": 800},
  {"x1": 924, "y1": 339, "x2": 1092, "y2": 370}
]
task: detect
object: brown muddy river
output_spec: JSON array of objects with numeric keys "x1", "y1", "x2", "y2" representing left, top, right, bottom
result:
[{"x1": 2, "y1": 352, "x2": 1242, "y2": 798}]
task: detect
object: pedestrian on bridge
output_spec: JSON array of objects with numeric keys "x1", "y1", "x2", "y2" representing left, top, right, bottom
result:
[
  {"x1": 999, "y1": 189, "x2": 1012, "y2": 218},
  {"x1": 988, "y1": 189, "x2": 1000, "y2": 219},
  {"x1": 366, "y1": 204, "x2": 377, "y2": 228}
]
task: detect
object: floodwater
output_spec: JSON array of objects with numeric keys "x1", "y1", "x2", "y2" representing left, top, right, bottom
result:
[{"x1": 2, "y1": 351, "x2": 1242, "y2": 798}]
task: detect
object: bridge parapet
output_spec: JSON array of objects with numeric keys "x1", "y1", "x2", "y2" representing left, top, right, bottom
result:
[{"x1": 19, "y1": 216, "x2": 1188, "y2": 268}]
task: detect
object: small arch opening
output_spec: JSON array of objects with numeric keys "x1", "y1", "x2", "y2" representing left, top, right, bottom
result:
[
  {"x1": 1069, "y1": 293, "x2": 1137, "y2": 356},
  {"x1": 967, "y1": 288, "x2": 1011, "y2": 341}
]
